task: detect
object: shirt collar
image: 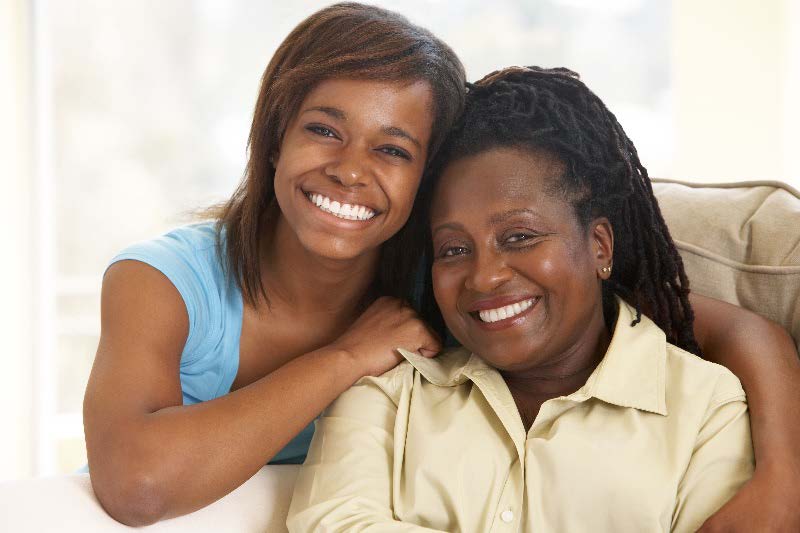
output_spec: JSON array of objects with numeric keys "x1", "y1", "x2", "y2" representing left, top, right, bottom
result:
[
  {"x1": 397, "y1": 296, "x2": 668, "y2": 416},
  {"x1": 397, "y1": 346, "x2": 475, "y2": 386},
  {"x1": 575, "y1": 298, "x2": 668, "y2": 416}
]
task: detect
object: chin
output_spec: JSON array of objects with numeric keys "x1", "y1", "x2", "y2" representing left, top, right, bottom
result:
[
  {"x1": 478, "y1": 349, "x2": 539, "y2": 371},
  {"x1": 299, "y1": 231, "x2": 375, "y2": 261},
  {"x1": 465, "y1": 335, "x2": 548, "y2": 370}
]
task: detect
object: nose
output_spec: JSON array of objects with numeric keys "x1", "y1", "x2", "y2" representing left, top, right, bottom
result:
[
  {"x1": 325, "y1": 143, "x2": 367, "y2": 188},
  {"x1": 465, "y1": 247, "x2": 513, "y2": 293}
]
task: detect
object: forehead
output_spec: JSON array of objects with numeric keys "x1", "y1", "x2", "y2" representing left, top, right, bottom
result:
[
  {"x1": 300, "y1": 78, "x2": 434, "y2": 124},
  {"x1": 431, "y1": 147, "x2": 569, "y2": 221}
]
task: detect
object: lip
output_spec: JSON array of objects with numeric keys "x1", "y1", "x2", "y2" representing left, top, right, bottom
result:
[
  {"x1": 299, "y1": 188, "x2": 381, "y2": 228},
  {"x1": 467, "y1": 296, "x2": 541, "y2": 331}
]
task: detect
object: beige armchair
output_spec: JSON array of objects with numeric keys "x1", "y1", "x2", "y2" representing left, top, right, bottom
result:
[{"x1": 1, "y1": 179, "x2": 798, "y2": 532}]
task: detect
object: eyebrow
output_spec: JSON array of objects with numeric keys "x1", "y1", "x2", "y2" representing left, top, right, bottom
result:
[
  {"x1": 488, "y1": 208, "x2": 538, "y2": 225},
  {"x1": 301, "y1": 106, "x2": 422, "y2": 149},
  {"x1": 303, "y1": 106, "x2": 346, "y2": 120},
  {"x1": 432, "y1": 208, "x2": 539, "y2": 236},
  {"x1": 382, "y1": 126, "x2": 422, "y2": 149},
  {"x1": 431, "y1": 221, "x2": 465, "y2": 237}
]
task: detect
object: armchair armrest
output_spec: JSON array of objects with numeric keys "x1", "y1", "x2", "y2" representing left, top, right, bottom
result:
[{"x1": 0, "y1": 465, "x2": 299, "y2": 532}]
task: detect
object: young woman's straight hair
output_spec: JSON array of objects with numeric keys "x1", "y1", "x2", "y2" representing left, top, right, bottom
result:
[{"x1": 215, "y1": 2, "x2": 466, "y2": 306}]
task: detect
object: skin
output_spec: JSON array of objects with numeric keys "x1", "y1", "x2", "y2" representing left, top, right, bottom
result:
[
  {"x1": 690, "y1": 297, "x2": 800, "y2": 533},
  {"x1": 83, "y1": 78, "x2": 441, "y2": 526},
  {"x1": 84, "y1": 78, "x2": 800, "y2": 529}
]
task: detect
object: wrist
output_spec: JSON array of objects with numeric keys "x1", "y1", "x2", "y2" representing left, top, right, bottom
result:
[
  {"x1": 317, "y1": 344, "x2": 364, "y2": 387},
  {"x1": 753, "y1": 457, "x2": 800, "y2": 491}
]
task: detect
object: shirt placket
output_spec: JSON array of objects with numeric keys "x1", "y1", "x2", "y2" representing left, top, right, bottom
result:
[{"x1": 469, "y1": 368, "x2": 526, "y2": 532}]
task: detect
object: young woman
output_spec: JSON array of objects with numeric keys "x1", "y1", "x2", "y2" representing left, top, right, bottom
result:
[
  {"x1": 84, "y1": 4, "x2": 800, "y2": 529},
  {"x1": 83, "y1": 3, "x2": 464, "y2": 526},
  {"x1": 287, "y1": 67, "x2": 800, "y2": 532}
]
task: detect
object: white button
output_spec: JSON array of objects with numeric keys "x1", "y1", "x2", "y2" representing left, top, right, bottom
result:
[{"x1": 500, "y1": 510, "x2": 514, "y2": 523}]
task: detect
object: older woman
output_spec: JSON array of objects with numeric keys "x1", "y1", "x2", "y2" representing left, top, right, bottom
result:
[{"x1": 287, "y1": 68, "x2": 760, "y2": 532}]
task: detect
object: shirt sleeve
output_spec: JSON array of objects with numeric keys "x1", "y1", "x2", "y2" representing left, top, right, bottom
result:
[
  {"x1": 671, "y1": 373, "x2": 755, "y2": 533},
  {"x1": 286, "y1": 366, "x2": 446, "y2": 533}
]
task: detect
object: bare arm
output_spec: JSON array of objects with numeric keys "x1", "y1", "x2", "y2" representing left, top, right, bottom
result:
[
  {"x1": 84, "y1": 261, "x2": 439, "y2": 526},
  {"x1": 690, "y1": 293, "x2": 800, "y2": 531}
]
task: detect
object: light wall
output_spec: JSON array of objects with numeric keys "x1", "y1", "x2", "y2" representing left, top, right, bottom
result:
[
  {"x1": 0, "y1": 0, "x2": 34, "y2": 480},
  {"x1": 672, "y1": 0, "x2": 798, "y2": 183}
]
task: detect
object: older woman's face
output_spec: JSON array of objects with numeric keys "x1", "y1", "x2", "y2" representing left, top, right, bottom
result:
[{"x1": 430, "y1": 147, "x2": 612, "y2": 372}]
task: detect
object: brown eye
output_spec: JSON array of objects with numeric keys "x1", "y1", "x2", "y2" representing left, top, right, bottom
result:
[
  {"x1": 443, "y1": 246, "x2": 469, "y2": 257},
  {"x1": 306, "y1": 124, "x2": 339, "y2": 139},
  {"x1": 505, "y1": 233, "x2": 533, "y2": 244},
  {"x1": 435, "y1": 241, "x2": 470, "y2": 259},
  {"x1": 376, "y1": 146, "x2": 412, "y2": 160}
]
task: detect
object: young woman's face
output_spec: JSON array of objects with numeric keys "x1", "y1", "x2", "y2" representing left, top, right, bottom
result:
[
  {"x1": 273, "y1": 78, "x2": 433, "y2": 261},
  {"x1": 430, "y1": 147, "x2": 612, "y2": 372}
]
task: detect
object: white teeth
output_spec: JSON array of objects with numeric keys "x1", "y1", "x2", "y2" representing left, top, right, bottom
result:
[
  {"x1": 306, "y1": 193, "x2": 376, "y2": 221},
  {"x1": 478, "y1": 298, "x2": 535, "y2": 323}
]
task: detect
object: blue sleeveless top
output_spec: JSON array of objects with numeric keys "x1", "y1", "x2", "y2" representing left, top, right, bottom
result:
[{"x1": 110, "y1": 222, "x2": 314, "y2": 464}]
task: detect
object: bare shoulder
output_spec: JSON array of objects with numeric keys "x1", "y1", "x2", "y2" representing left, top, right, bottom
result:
[
  {"x1": 86, "y1": 260, "x2": 188, "y2": 416},
  {"x1": 101, "y1": 260, "x2": 189, "y2": 351}
]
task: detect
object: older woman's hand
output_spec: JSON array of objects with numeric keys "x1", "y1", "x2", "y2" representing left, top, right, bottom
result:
[{"x1": 698, "y1": 465, "x2": 800, "y2": 533}]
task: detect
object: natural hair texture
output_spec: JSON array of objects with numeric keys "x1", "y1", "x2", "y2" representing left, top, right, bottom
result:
[
  {"x1": 415, "y1": 66, "x2": 700, "y2": 354},
  {"x1": 213, "y1": 3, "x2": 466, "y2": 306}
]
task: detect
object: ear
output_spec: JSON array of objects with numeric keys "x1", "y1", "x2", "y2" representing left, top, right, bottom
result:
[{"x1": 590, "y1": 217, "x2": 614, "y2": 280}]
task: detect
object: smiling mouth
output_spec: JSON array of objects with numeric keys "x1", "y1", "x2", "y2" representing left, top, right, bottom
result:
[
  {"x1": 473, "y1": 297, "x2": 539, "y2": 324},
  {"x1": 305, "y1": 192, "x2": 377, "y2": 221}
]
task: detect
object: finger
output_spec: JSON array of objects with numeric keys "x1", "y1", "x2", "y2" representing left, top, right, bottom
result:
[
  {"x1": 416, "y1": 321, "x2": 442, "y2": 351},
  {"x1": 418, "y1": 333, "x2": 442, "y2": 357},
  {"x1": 418, "y1": 348, "x2": 439, "y2": 359}
]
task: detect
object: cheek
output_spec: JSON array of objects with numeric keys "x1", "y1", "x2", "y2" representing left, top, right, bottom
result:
[
  {"x1": 520, "y1": 244, "x2": 594, "y2": 300},
  {"x1": 536, "y1": 255, "x2": 559, "y2": 279},
  {"x1": 275, "y1": 143, "x2": 325, "y2": 182},
  {"x1": 432, "y1": 264, "x2": 462, "y2": 314},
  {"x1": 525, "y1": 249, "x2": 572, "y2": 286},
  {"x1": 386, "y1": 168, "x2": 424, "y2": 215},
  {"x1": 549, "y1": 244, "x2": 601, "y2": 306}
]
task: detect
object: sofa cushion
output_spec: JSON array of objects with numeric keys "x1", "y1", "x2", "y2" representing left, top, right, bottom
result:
[{"x1": 652, "y1": 179, "x2": 800, "y2": 348}]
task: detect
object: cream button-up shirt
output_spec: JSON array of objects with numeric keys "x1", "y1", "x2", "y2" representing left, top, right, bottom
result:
[{"x1": 288, "y1": 300, "x2": 754, "y2": 532}]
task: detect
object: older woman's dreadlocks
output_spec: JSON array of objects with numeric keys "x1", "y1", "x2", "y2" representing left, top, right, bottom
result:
[{"x1": 414, "y1": 66, "x2": 700, "y2": 354}]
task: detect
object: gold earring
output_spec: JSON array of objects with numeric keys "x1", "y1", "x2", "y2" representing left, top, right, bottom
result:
[{"x1": 601, "y1": 266, "x2": 612, "y2": 274}]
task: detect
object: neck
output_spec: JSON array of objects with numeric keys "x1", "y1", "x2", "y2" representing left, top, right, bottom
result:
[
  {"x1": 259, "y1": 213, "x2": 380, "y2": 317},
  {"x1": 502, "y1": 303, "x2": 611, "y2": 420}
]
